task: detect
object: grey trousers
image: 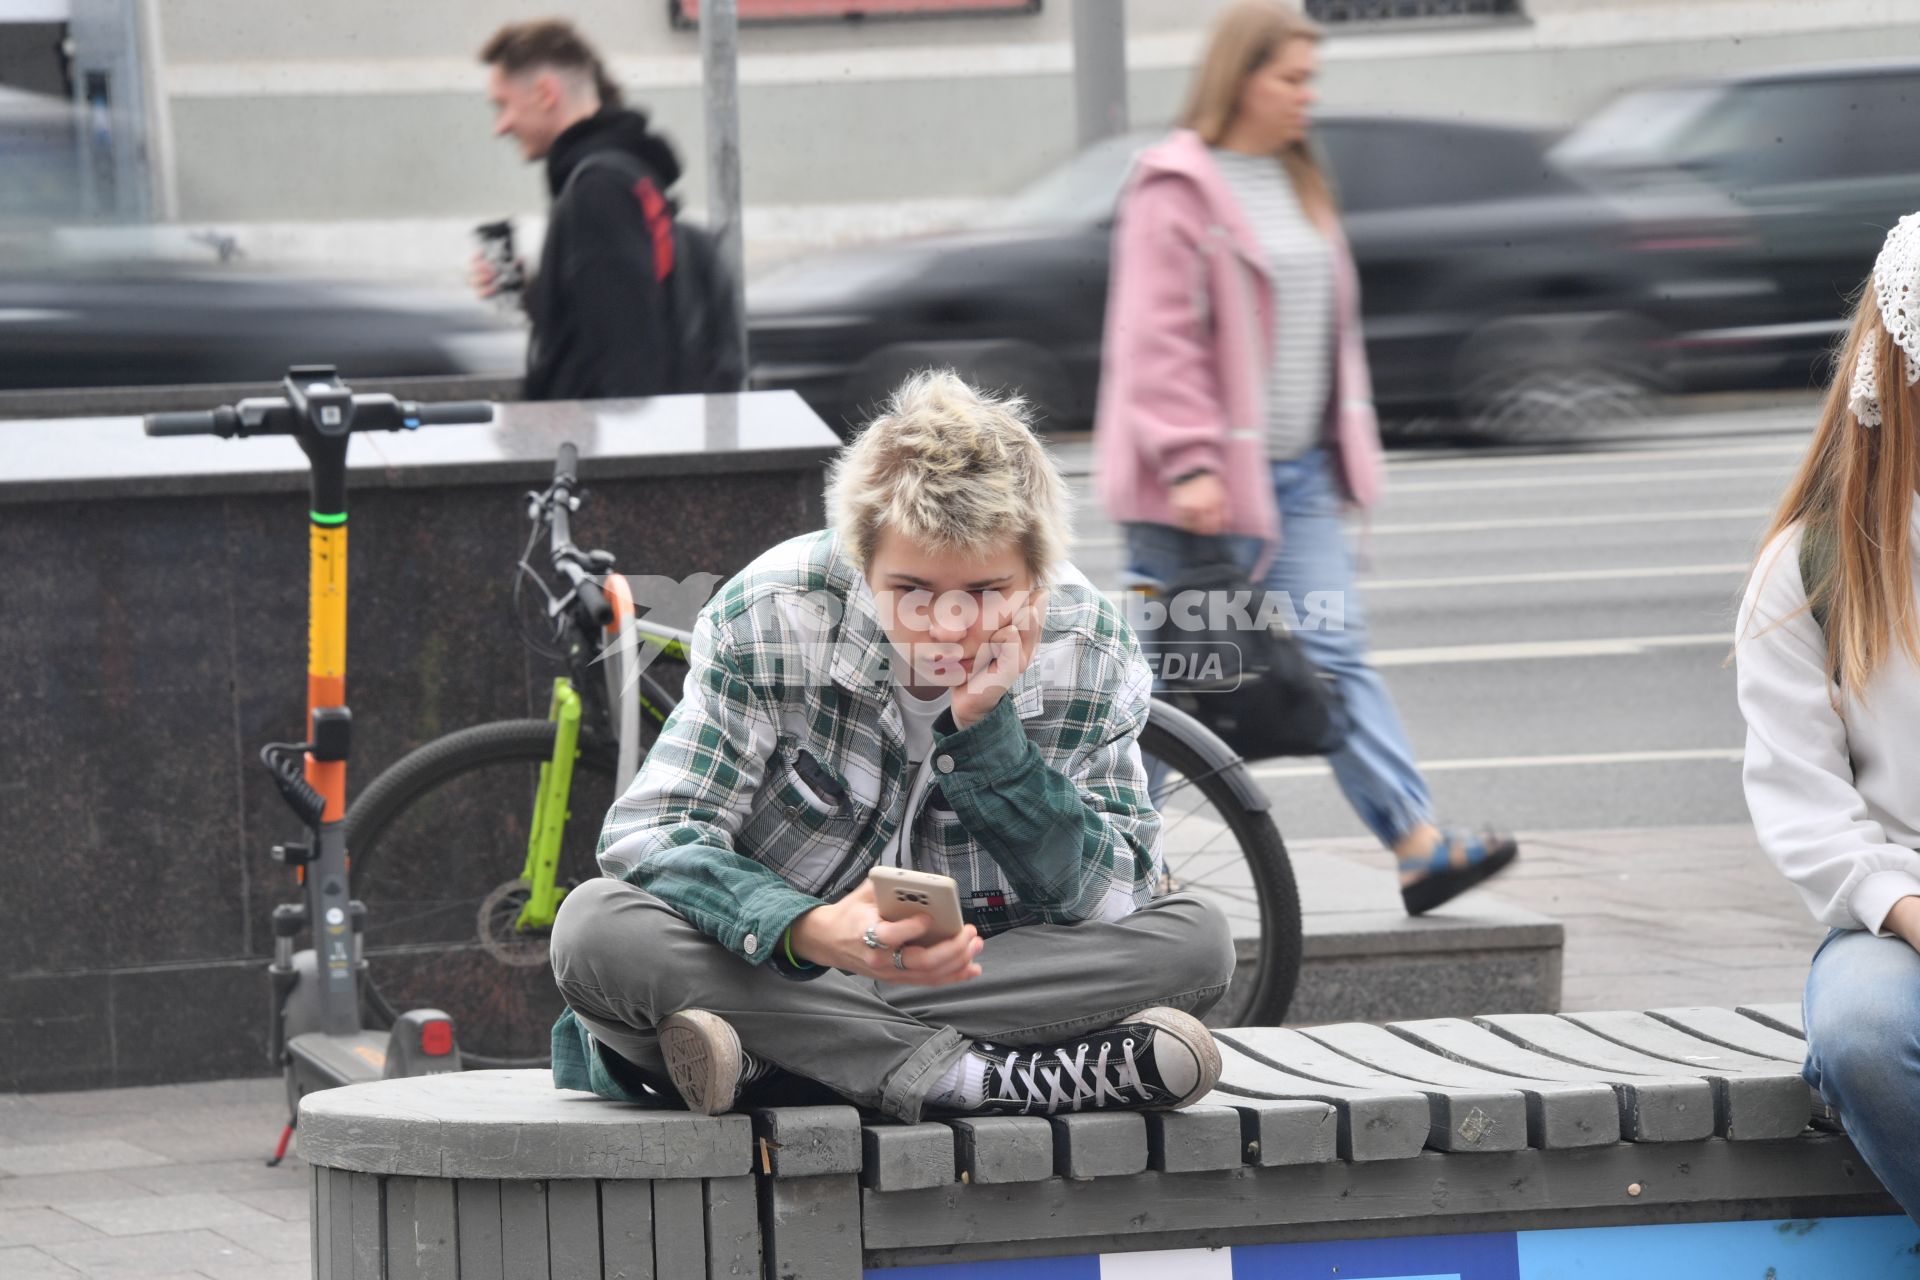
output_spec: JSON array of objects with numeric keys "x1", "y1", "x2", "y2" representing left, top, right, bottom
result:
[{"x1": 549, "y1": 877, "x2": 1237, "y2": 1122}]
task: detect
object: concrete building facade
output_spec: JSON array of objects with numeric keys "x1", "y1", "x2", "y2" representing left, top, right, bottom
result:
[{"x1": 9, "y1": 0, "x2": 1918, "y2": 276}]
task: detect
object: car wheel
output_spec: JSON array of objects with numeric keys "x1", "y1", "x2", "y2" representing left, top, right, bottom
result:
[{"x1": 1454, "y1": 314, "x2": 1661, "y2": 442}]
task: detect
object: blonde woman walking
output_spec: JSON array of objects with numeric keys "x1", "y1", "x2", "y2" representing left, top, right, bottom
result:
[{"x1": 1096, "y1": 0, "x2": 1516, "y2": 914}]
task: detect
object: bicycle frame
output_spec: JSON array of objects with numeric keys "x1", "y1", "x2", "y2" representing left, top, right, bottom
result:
[{"x1": 510, "y1": 575, "x2": 693, "y2": 932}]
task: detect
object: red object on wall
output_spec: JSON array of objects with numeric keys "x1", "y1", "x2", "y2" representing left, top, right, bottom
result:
[{"x1": 672, "y1": 0, "x2": 1040, "y2": 27}]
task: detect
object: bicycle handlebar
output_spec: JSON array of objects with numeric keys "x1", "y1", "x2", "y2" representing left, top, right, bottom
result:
[
  {"x1": 540, "y1": 445, "x2": 614, "y2": 629},
  {"x1": 572, "y1": 576, "x2": 613, "y2": 627}
]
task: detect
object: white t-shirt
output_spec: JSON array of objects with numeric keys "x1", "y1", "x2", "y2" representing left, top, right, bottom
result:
[{"x1": 884, "y1": 681, "x2": 951, "y2": 867}]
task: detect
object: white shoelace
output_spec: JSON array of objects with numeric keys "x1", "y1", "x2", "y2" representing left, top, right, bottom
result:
[{"x1": 987, "y1": 1036, "x2": 1151, "y2": 1114}]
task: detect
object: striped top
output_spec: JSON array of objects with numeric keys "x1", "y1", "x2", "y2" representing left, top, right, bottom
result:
[{"x1": 1210, "y1": 148, "x2": 1335, "y2": 462}]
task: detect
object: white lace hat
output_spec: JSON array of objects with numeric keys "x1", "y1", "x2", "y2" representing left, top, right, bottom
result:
[{"x1": 1850, "y1": 211, "x2": 1920, "y2": 428}]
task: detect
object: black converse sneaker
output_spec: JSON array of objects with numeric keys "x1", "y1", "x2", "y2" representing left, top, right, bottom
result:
[
  {"x1": 658, "y1": 1009, "x2": 776, "y2": 1115},
  {"x1": 970, "y1": 1007, "x2": 1221, "y2": 1115}
]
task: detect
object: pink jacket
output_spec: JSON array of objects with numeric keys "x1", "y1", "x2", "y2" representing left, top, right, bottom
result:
[{"x1": 1094, "y1": 129, "x2": 1384, "y2": 547}]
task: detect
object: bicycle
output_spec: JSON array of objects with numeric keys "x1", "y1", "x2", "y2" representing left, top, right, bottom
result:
[
  {"x1": 140, "y1": 366, "x2": 495, "y2": 1159},
  {"x1": 346, "y1": 449, "x2": 1303, "y2": 1066},
  {"x1": 344, "y1": 443, "x2": 686, "y2": 1068}
]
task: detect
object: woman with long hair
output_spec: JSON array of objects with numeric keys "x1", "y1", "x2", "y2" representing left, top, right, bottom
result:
[
  {"x1": 1736, "y1": 214, "x2": 1920, "y2": 1220},
  {"x1": 1095, "y1": 0, "x2": 1515, "y2": 914}
]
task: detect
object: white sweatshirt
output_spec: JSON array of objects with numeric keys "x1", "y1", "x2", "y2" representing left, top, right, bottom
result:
[{"x1": 1736, "y1": 523, "x2": 1920, "y2": 936}]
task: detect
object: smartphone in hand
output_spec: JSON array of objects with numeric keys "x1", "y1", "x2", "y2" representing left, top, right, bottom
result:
[{"x1": 868, "y1": 867, "x2": 965, "y2": 942}]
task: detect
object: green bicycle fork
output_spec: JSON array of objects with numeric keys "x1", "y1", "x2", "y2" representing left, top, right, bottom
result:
[{"x1": 518, "y1": 677, "x2": 583, "y2": 930}]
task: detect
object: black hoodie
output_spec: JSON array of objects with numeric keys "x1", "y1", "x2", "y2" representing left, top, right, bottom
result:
[{"x1": 522, "y1": 109, "x2": 685, "y2": 402}]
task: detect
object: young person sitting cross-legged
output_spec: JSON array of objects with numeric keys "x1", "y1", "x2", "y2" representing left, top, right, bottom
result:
[{"x1": 549, "y1": 371, "x2": 1234, "y2": 1120}]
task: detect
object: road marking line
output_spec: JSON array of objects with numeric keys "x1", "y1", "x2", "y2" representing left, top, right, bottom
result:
[
  {"x1": 1074, "y1": 506, "x2": 1770, "y2": 550},
  {"x1": 1386, "y1": 441, "x2": 1804, "y2": 473},
  {"x1": 1364, "y1": 507, "x2": 1769, "y2": 535},
  {"x1": 1389, "y1": 465, "x2": 1788, "y2": 494},
  {"x1": 1368, "y1": 633, "x2": 1727, "y2": 665},
  {"x1": 1249, "y1": 746, "x2": 1744, "y2": 781},
  {"x1": 1365, "y1": 562, "x2": 1748, "y2": 591}
]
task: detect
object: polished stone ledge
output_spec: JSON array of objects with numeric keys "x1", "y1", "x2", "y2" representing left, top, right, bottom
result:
[{"x1": 0, "y1": 390, "x2": 842, "y2": 505}]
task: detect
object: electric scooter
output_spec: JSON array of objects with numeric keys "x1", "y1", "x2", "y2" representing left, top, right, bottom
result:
[{"x1": 144, "y1": 366, "x2": 495, "y2": 1163}]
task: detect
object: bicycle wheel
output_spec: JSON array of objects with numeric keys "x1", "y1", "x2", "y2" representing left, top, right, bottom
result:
[
  {"x1": 1138, "y1": 713, "x2": 1301, "y2": 1028},
  {"x1": 346, "y1": 716, "x2": 627, "y2": 1068}
]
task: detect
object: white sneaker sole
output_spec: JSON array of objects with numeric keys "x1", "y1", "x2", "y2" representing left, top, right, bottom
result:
[
  {"x1": 658, "y1": 1009, "x2": 742, "y2": 1116},
  {"x1": 1134, "y1": 1006, "x2": 1222, "y2": 1108}
]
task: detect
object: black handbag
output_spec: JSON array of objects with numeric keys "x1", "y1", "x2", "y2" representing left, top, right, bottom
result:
[{"x1": 1138, "y1": 532, "x2": 1348, "y2": 760}]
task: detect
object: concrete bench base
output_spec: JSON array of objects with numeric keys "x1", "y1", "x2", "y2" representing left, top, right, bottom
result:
[{"x1": 300, "y1": 1005, "x2": 1917, "y2": 1278}]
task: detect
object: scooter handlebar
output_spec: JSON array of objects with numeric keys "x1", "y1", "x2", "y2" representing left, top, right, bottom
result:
[{"x1": 144, "y1": 407, "x2": 239, "y2": 438}]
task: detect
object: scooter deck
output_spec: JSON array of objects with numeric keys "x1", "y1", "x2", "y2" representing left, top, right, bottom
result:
[{"x1": 288, "y1": 1029, "x2": 392, "y2": 1089}]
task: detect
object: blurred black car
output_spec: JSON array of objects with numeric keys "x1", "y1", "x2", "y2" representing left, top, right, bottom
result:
[
  {"x1": 1, "y1": 83, "x2": 523, "y2": 395},
  {"x1": 0, "y1": 247, "x2": 525, "y2": 393},
  {"x1": 1554, "y1": 60, "x2": 1920, "y2": 392},
  {"x1": 750, "y1": 114, "x2": 1746, "y2": 438}
]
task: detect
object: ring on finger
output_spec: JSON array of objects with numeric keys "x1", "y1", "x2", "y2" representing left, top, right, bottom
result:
[
  {"x1": 892, "y1": 948, "x2": 907, "y2": 971},
  {"x1": 863, "y1": 924, "x2": 884, "y2": 951}
]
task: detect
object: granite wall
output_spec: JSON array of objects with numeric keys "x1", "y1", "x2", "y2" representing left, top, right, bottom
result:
[{"x1": 0, "y1": 394, "x2": 835, "y2": 1090}]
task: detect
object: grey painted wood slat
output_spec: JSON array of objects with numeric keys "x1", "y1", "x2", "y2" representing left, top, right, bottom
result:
[
  {"x1": 703, "y1": 1174, "x2": 762, "y2": 1279},
  {"x1": 764, "y1": 1175, "x2": 862, "y2": 1279},
  {"x1": 1213, "y1": 1040, "x2": 1429, "y2": 1162},
  {"x1": 1480, "y1": 1013, "x2": 1809, "y2": 1141},
  {"x1": 1649, "y1": 1007, "x2": 1810, "y2": 1063},
  {"x1": 1048, "y1": 1112, "x2": 1148, "y2": 1179},
  {"x1": 1566, "y1": 1011, "x2": 1809, "y2": 1075},
  {"x1": 1738, "y1": 1001, "x2": 1808, "y2": 1037},
  {"x1": 499, "y1": 1179, "x2": 552, "y2": 1280},
  {"x1": 859, "y1": 1133, "x2": 1893, "y2": 1254},
  {"x1": 314, "y1": 1164, "x2": 333, "y2": 1280},
  {"x1": 751, "y1": 1105, "x2": 863, "y2": 1178},
  {"x1": 950, "y1": 1115, "x2": 1055, "y2": 1184},
  {"x1": 385, "y1": 1177, "x2": 458, "y2": 1280},
  {"x1": 1389, "y1": 1017, "x2": 1714, "y2": 1143},
  {"x1": 1145, "y1": 1105, "x2": 1244, "y2": 1172},
  {"x1": 1223, "y1": 1027, "x2": 1529, "y2": 1154},
  {"x1": 1193, "y1": 1093, "x2": 1339, "y2": 1167},
  {"x1": 350, "y1": 1171, "x2": 384, "y2": 1280},
  {"x1": 861, "y1": 1123, "x2": 957, "y2": 1191},
  {"x1": 1563, "y1": 1012, "x2": 1811, "y2": 1142},
  {"x1": 384, "y1": 1177, "x2": 418, "y2": 1280},
  {"x1": 597, "y1": 1180, "x2": 653, "y2": 1280},
  {"x1": 328, "y1": 1169, "x2": 355, "y2": 1280},
  {"x1": 455, "y1": 1179, "x2": 505, "y2": 1280},
  {"x1": 1302, "y1": 1022, "x2": 1618, "y2": 1149},
  {"x1": 546, "y1": 1180, "x2": 603, "y2": 1280},
  {"x1": 650, "y1": 1178, "x2": 706, "y2": 1279}
]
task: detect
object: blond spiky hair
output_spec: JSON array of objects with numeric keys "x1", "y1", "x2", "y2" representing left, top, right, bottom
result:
[{"x1": 826, "y1": 370, "x2": 1073, "y2": 581}]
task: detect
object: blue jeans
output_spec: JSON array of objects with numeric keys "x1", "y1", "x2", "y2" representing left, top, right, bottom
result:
[
  {"x1": 1124, "y1": 448, "x2": 1435, "y2": 848},
  {"x1": 1802, "y1": 928, "x2": 1920, "y2": 1221}
]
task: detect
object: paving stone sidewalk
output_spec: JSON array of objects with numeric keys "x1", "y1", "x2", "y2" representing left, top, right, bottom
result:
[{"x1": 0, "y1": 823, "x2": 1827, "y2": 1279}]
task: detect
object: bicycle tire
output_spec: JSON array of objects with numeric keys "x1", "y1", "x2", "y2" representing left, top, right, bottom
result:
[
  {"x1": 346, "y1": 682, "x2": 1296, "y2": 1064},
  {"x1": 1138, "y1": 714, "x2": 1301, "y2": 1027},
  {"x1": 346, "y1": 698, "x2": 654, "y2": 1068}
]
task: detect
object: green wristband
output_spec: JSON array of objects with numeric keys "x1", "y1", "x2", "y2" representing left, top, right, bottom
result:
[{"x1": 783, "y1": 926, "x2": 815, "y2": 970}]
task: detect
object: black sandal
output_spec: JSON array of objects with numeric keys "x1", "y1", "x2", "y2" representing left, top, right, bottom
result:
[{"x1": 1399, "y1": 828, "x2": 1519, "y2": 916}]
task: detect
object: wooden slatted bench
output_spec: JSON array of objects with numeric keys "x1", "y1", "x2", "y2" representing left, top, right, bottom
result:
[{"x1": 299, "y1": 1004, "x2": 1920, "y2": 1279}]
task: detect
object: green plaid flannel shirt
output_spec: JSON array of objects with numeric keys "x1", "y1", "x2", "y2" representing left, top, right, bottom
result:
[{"x1": 552, "y1": 529, "x2": 1161, "y2": 1100}]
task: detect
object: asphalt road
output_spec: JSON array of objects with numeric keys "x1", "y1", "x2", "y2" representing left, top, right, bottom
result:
[{"x1": 1059, "y1": 398, "x2": 1820, "y2": 843}]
